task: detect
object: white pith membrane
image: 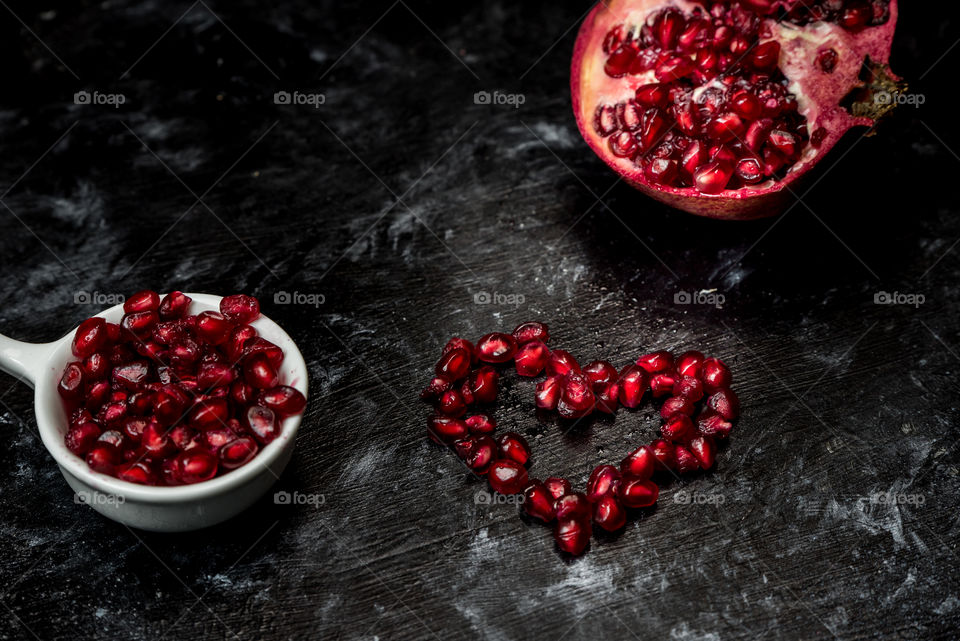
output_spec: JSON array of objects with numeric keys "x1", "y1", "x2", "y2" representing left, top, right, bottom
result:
[{"x1": 573, "y1": 0, "x2": 896, "y2": 204}]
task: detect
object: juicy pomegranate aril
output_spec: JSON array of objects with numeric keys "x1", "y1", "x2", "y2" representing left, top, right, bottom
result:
[
  {"x1": 571, "y1": 0, "x2": 903, "y2": 219},
  {"x1": 59, "y1": 292, "x2": 305, "y2": 485}
]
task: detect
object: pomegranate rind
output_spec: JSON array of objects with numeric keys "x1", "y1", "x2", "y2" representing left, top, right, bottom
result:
[{"x1": 571, "y1": 0, "x2": 900, "y2": 219}]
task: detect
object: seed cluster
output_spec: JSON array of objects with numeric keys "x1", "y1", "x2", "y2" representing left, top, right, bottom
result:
[{"x1": 422, "y1": 322, "x2": 739, "y2": 556}]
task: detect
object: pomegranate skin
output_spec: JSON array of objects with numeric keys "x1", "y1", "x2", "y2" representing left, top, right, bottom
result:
[{"x1": 570, "y1": 0, "x2": 901, "y2": 219}]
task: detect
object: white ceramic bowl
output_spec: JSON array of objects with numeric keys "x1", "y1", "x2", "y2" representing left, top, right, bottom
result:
[{"x1": 0, "y1": 293, "x2": 307, "y2": 532}]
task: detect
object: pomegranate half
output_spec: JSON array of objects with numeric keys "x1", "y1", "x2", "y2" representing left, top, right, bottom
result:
[{"x1": 571, "y1": 0, "x2": 903, "y2": 219}]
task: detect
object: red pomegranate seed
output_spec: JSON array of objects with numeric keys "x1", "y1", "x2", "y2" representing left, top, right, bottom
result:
[
  {"x1": 97, "y1": 401, "x2": 128, "y2": 427},
  {"x1": 650, "y1": 370, "x2": 678, "y2": 397},
  {"x1": 535, "y1": 375, "x2": 562, "y2": 411},
  {"x1": 118, "y1": 461, "x2": 155, "y2": 485},
  {"x1": 141, "y1": 420, "x2": 175, "y2": 457},
  {"x1": 555, "y1": 517, "x2": 591, "y2": 555},
  {"x1": 698, "y1": 410, "x2": 733, "y2": 439},
  {"x1": 651, "y1": 438, "x2": 677, "y2": 471},
  {"x1": 420, "y1": 376, "x2": 451, "y2": 402},
  {"x1": 475, "y1": 333, "x2": 518, "y2": 364},
  {"x1": 72, "y1": 318, "x2": 108, "y2": 358},
  {"x1": 203, "y1": 425, "x2": 237, "y2": 451},
  {"x1": 674, "y1": 444, "x2": 701, "y2": 474},
  {"x1": 124, "y1": 290, "x2": 160, "y2": 314},
  {"x1": 660, "y1": 395, "x2": 694, "y2": 420},
  {"x1": 86, "y1": 444, "x2": 120, "y2": 474},
  {"x1": 219, "y1": 437, "x2": 259, "y2": 469},
  {"x1": 512, "y1": 321, "x2": 550, "y2": 345},
  {"x1": 488, "y1": 459, "x2": 528, "y2": 494},
  {"x1": 554, "y1": 492, "x2": 591, "y2": 521},
  {"x1": 731, "y1": 92, "x2": 762, "y2": 120},
  {"x1": 523, "y1": 480, "x2": 556, "y2": 522},
  {"x1": 226, "y1": 325, "x2": 258, "y2": 362},
  {"x1": 675, "y1": 351, "x2": 704, "y2": 378},
  {"x1": 544, "y1": 477, "x2": 572, "y2": 501},
  {"x1": 514, "y1": 341, "x2": 551, "y2": 377},
  {"x1": 438, "y1": 389, "x2": 467, "y2": 417},
  {"x1": 259, "y1": 385, "x2": 306, "y2": 416},
  {"x1": 595, "y1": 104, "x2": 618, "y2": 135},
  {"x1": 122, "y1": 416, "x2": 148, "y2": 442},
  {"x1": 84, "y1": 380, "x2": 111, "y2": 410},
  {"x1": 197, "y1": 362, "x2": 235, "y2": 389},
  {"x1": 707, "y1": 112, "x2": 746, "y2": 143},
  {"x1": 191, "y1": 398, "x2": 229, "y2": 428},
  {"x1": 586, "y1": 465, "x2": 622, "y2": 503},
  {"x1": 65, "y1": 422, "x2": 101, "y2": 455},
  {"x1": 557, "y1": 371, "x2": 595, "y2": 419},
  {"x1": 196, "y1": 311, "x2": 233, "y2": 346},
  {"x1": 689, "y1": 435, "x2": 716, "y2": 469},
  {"x1": 112, "y1": 361, "x2": 150, "y2": 391},
  {"x1": 673, "y1": 376, "x2": 704, "y2": 401},
  {"x1": 700, "y1": 357, "x2": 732, "y2": 392},
  {"x1": 436, "y1": 347, "x2": 471, "y2": 381},
  {"x1": 694, "y1": 161, "x2": 733, "y2": 194},
  {"x1": 750, "y1": 40, "x2": 780, "y2": 70},
  {"x1": 621, "y1": 444, "x2": 655, "y2": 480},
  {"x1": 58, "y1": 363, "x2": 84, "y2": 400},
  {"x1": 636, "y1": 350, "x2": 673, "y2": 373},
  {"x1": 244, "y1": 353, "x2": 279, "y2": 389},
  {"x1": 175, "y1": 449, "x2": 218, "y2": 484},
  {"x1": 427, "y1": 415, "x2": 468, "y2": 444},
  {"x1": 220, "y1": 294, "x2": 260, "y2": 324},
  {"x1": 593, "y1": 495, "x2": 627, "y2": 532},
  {"x1": 707, "y1": 388, "x2": 740, "y2": 420},
  {"x1": 121, "y1": 310, "x2": 158, "y2": 337},
  {"x1": 470, "y1": 366, "x2": 499, "y2": 404},
  {"x1": 617, "y1": 365, "x2": 648, "y2": 408},
  {"x1": 169, "y1": 424, "x2": 198, "y2": 450},
  {"x1": 737, "y1": 158, "x2": 764, "y2": 184},
  {"x1": 245, "y1": 405, "x2": 279, "y2": 444},
  {"x1": 605, "y1": 45, "x2": 638, "y2": 77},
  {"x1": 459, "y1": 380, "x2": 475, "y2": 405},
  {"x1": 152, "y1": 389, "x2": 186, "y2": 426},
  {"x1": 465, "y1": 414, "x2": 496, "y2": 435},
  {"x1": 465, "y1": 435, "x2": 497, "y2": 474},
  {"x1": 69, "y1": 407, "x2": 93, "y2": 429},
  {"x1": 546, "y1": 350, "x2": 581, "y2": 377},
  {"x1": 82, "y1": 352, "x2": 109, "y2": 381},
  {"x1": 595, "y1": 383, "x2": 619, "y2": 414},
  {"x1": 661, "y1": 414, "x2": 695, "y2": 442},
  {"x1": 496, "y1": 432, "x2": 530, "y2": 466},
  {"x1": 158, "y1": 291, "x2": 192, "y2": 320},
  {"x1": 618, "y1": 477, "x2": 659, "y2": 508},
  {"x1": 230, "y1": 380, "x2": 254, "y2": 407},
  {"x1": 583, "y1": 360, "x2": 617, "y2": 389}
]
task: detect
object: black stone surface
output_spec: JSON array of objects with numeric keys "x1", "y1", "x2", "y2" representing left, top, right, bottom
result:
[{"x1": 0, "y1": 1, "x2": 958, "y2": 639}]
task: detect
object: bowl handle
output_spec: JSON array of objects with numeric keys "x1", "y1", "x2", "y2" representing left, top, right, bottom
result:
[{"x1": 0, "y1": 334, "x2": 55, "y2": 389}]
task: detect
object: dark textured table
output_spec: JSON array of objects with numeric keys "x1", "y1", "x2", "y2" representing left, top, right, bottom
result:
[{"x1": 0, "y1": 1, "x2": 958, "y2": 639}]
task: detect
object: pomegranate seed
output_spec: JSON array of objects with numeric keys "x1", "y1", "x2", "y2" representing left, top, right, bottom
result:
[
  {"x1": 617, "y1": 365, "x2": 648, "y2": 408},
  {"x1": 749, "y1": 40, "x2": 780, "y2": 70},
  {"x1": 475, "y1": 333, "x2": 518, "y2": 364},
  {"x1": 175, "y1": 449, "x2": 218, "y2": 484},
  {"x1": 651, "y1": 438, "x2": 677, "y2": 471},
  {"x1": 817, "y1": 48, "x2": 838, "y2": 73},
  {"x1": 609, "y1": 131, "x2": 637, "y2": 158},
  {"x1": 707, "y1": 388, "x2": 740, "y2": 420},
  {"x1": 638, "y1": 107, "x2": 670, "y2": 151},
  {"x1": 635, "y1": 83, "x2": 669, "y2": 108},
  {"x1": 496, "y1": 432, "x2": 530, "y2": 466},
  {"x1": 554, "y1": 492, "x2": 591, "y2": 521},
  {"x1": 191, "y1": 398, "x2": 229, "y2": 428},
  {"x1": 595, "y1": 104, "x2": 618, "y2": 136},
  {"x1": 72, "y1": 318, "x2": 108, "y2": 358},
  {"x1": 141, "y1": 420, "x2": 175, "y2": 457},
  {"x1": 689, "y1": 435, "x2": 716, "y2": 469},
  {"x1": 661, "y1": 395, "x2": 694, "y2": 420},
  {"x1": 196, "y1": 311, "x2": 233, "y2": 346},
  {"x1": 442, "y1": 337, "x2": 475, "y2": 360},
  {"x1": 645, "y1": 158, "x2": 679, "y2": 186},
  {"x1": 595, "y1": 383, "x2": 619, "y2": 414},
  {"x1": 259, "y1": 385, "x2": 306, "y2": 416},
  {"x1": 124, "y1": 290, "x2": 160, "y2": 314},
  {"x1": 745, "y1": 118, "x2": 774, "y2": 151},
  {"x1": 707, "y1": 112, "x2": 746, "y2": 143},
  {"x1": 219, "y1": 437, "x2": 259, "y2": 469},
  {"x1": 122, "y1": 417, "x2": 148, "y2": 442},
  {"x1": 245, "y1": 405, "x2": 279, "y2": 444},
  {"x1": 244, "y1": 353, "x2": 279, "y2": 389},
  {"x1": 698, "y1": 410, "x2": 733, "y2": 438},
  {"x1": 674, "y1": 444, "x2": 701, "y2": 474},
  {"x1": 230, "y1": 380, "x2": 254, "y2": 407},
  {"x1": 197, "y1": 362, "x2": 235, "y2": 389},
  {"x1": 737, "y1": 158, "x2": 764, "y2": 184},
  {"x1": 675, "y1": 351, "x2": 704, "y2": 378},
  {"x1": 694, "y1": 161, "x2": 733, "y2": 194},
  {"x1": 700, "y1": 357, "x2": 732, "y2": 391},
  {"x1": 661, "y1": 414, "x2": 696, "y2": 442},
  {"x1": 557, "y1": 371, "x2": 595, "y2": 420},
  {"x1": 583, "y1": 360, "x2": 617, "y2": 389},
  {"x1": 731, "y1": 91, "x2": 762, "y2": 120},
  {"x1": 436, "y1": 348, "x2": 471, "y2": 381},
  {"x1": 121, "y1": 310, "x2": 158, "y2": 337},
  {"x1": 65, "y1": 422, "x2": 101, "y2": 455},
  {"x1": 514, "y1": 341, "x2": 551, "y2": 377},
  {"x1": 420, "y1": 376, "x2": 451, "y2": 402},
  {"x1": 673, "y1": 376, "x2": 704, "y2": 401},
  {"x1": 512, "y1": 321, "x2": 550, "y2": 345},
  {"x1": 97, "y1": 401, "x2": 128, "y2": 427},
  {"x1": 111, "y1": 361, "x2": 150, "y2": 391},
  {"x1": 602, "y1": 24, "x2": 625, "y2": 54},
  {"x1": 427, "y1": 415, "x2": 468, "y2": 444},
  {"x1": 621, "y1": 444, "x2": 655, "y2": 480},
  {"x1": 586, "y1": 465, "x2": 622, "y2": 503},
  {"x1": 618, "y1": 477, "x2": 659, "y2": 508},
  {"x1": 86, "y1": 444, "x2": 120, "y2": 474},
  {"x1": 544, "y1": 477, "x2": 572, "y2": 501},
  {"x1": 465, "y1": 414, "x2": 496, "y2": 435},
  {"x1": 655, "y1": 55, "x2": 694, "y2": 82},
  {"x1": 58, "y1": 363, "x2": 84, "y2": 400},
  {"x1": 605, "y1": 45, "x2": 638, "y2": 77},
  {"x1": 488, "y1": 459, "x2": 528, "y2": 494},
  {"x1": 169, "y1": 424, "x2": 198, "y2": 450},
  {"x1": 593, "y1": 495, "x2": 627, "y2": 532},
  {"x1": 84, "y1": 380, "x2": 111, "y2": 410},
  {"x1": 546, "y1": 350, "x2": 581, "y2": 377},
  {"x1": 636, "y1": 350, "x2": 673, "y2": 373},
  {"x1": 220, "y1": 294, "x2": 260, "y2": 324},
  {"x1": 118, "y1": 461, "x2": 155, "y2": 485},
  {"x1": 523, "y1": 480, "x2": 556, "y2": 522},
  {"x1": 203, "y1": 425, "x2": 237, "y2": 451},
  {"x1": 82, "y1": 352, "x2": 109, "y2": 381},
  {"x1": 438, "y1": 389, "x2": 467, "y2": 417},
  {"x1": 226, "y1": 324, "x2": 258, "y2": 362},
  {"x1": 465, "y1": 435, "x2": 498, "y2": 474},
  {"x1": 555, "y1": 517, "x2": 591, "y2": 555},
  {"x1": 158, "y1": 291, "x2": 192, "y2": 320},
  {"x1": 650, "y1": 370, "x2": 679, "y2": 397},
  {"x1": 470, "y1": 366, "x2": 499, "y2": 404},
  {"x1": 535, "y1": 375, "x2": 562, "y2": 411},
  {"x1": 459, "y1": 380, "x2": 475, "y2": 405}
]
